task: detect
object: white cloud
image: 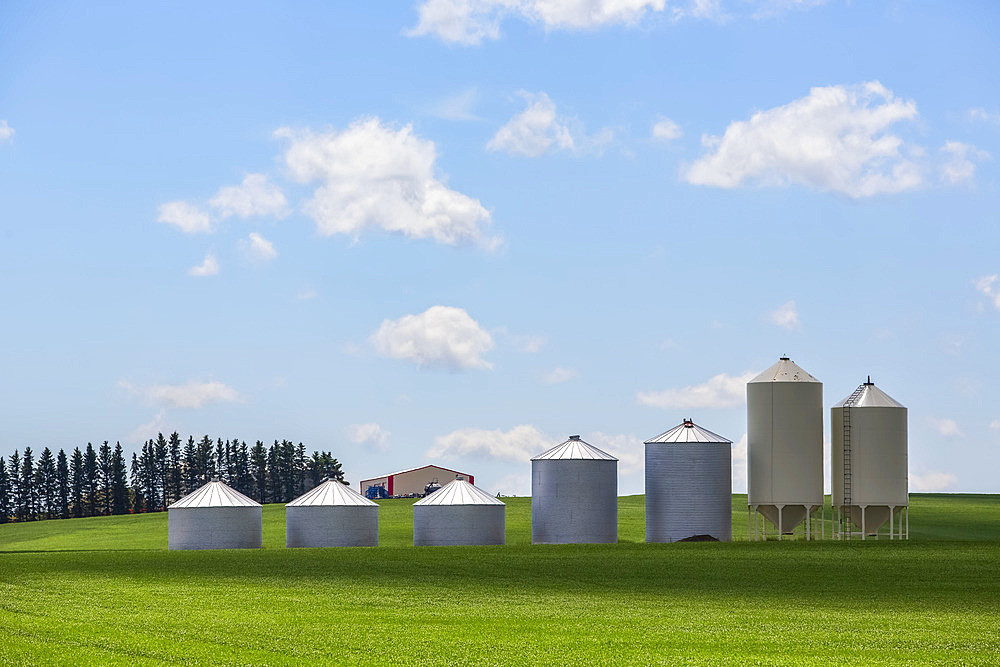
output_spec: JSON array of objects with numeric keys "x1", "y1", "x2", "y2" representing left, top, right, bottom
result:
[
  {"x1": 346, "y1": 423, "x2": 391, "y2": 451},
  {"x1": 652, "y1": 117, "x2": 682, "y2": 141},
  {"x1": 489, "y1": 471, "x2": 531, "y2": 496},
  {"x1": 939, "y1": 141, "x2": 990, "y2": 186},
  {"x1": 238, "y1": 232, "x2": 278, "y2": 263},
  {"x1": 487, "y1": 91, "x2": 611, "y2": 157},
  {"x1": 969, "y1": 107, "x2": 1000, "y2": 124},
  {"x1": 541, "y1": 367, "x2": 578, "y2": 384},
  {"x1": 120, "y1": 379, "x2": 240, "y2": 409},
  {"x1": 188, "y1": 253, "x2": 220, "y2": 277},
  {"x1": 769, "y1": 300, "x2": 800, "y2": 330},
  {"x1": 158, "y1": 201, "x2": 213, "y2": 234},
  {"x1": 909, "y1": 471, "x2": 958, "y2": 492},
  {"x1": 731, "y1": 433, "x2": 747, "y2": 493},
  {"x1": 371, "y1": 305, "x2": 494, "y2": 371},
  {"x1": 496, "y1": 327, "x2": 546, "y2": 353},
  {"x1": 429, "y1": 424, "x2": 550, "y2": 461},
  {"x1": 684, "y1": 81, "x2": 924, "y2": 198},
  {"x1": 0, "y1": 120, "x2": 13, "y2": 142},
  {"x1": 586, "y1": 431, "x2": 643, "y2": 474},
  {"x1": 429, "y1": 88, "x2": 482, "y2": 121},
  {"x1": 990, "y1": 420, "x2": 1000, "y2": 430},
  {"x1": 407, "y1": 0, "x2": 667, "y2": 46},
  {"x1": 974, "y1": 274, "x2": 1000, "y2": 310},
  {"x1": 127, "y1": 410, "x2": 170, "y2": 444},
  {"x1": 637, "y1": 370, "x2": 756, "y2": 409},
  {"x1": 276, "y1": 119, "x2": 498, "y2": 248},
  {"x1": 928, "y1": 417, "x2": 963, "y2": 438},
  {"x1": 209, "y1": 173, "x2": 288, "y2": 219}
]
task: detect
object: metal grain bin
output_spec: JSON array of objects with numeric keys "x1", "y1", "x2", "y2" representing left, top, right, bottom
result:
[
  {"x1": 645, "y1": 419, "x2": 732, "y2": 543},
  {"x1": 831, "y1": 379, "x2": 908, "y2": 539},
  {"x1": 167, "y1": 478, "x2": 262, "y2": 550},
  {"x1": 747, "y1": 357, "x2": 823, "y2": 538},
  {"x1": 286, "y1": 478, "x2": 379, "y2": 548},
  {"x1": 531, "y1": 435, "x2": 618, "y2": 544},
  {"x1": 412, "y1": 479, "x2": 505, "y2": 546}
]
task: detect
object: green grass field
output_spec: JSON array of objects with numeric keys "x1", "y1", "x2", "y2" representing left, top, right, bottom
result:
[{"x1": 2, "y1": 495, "x2": 1000, "y2": 664}]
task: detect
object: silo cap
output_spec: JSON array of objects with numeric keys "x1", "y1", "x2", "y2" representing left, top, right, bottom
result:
[{"x1": 569, "y1": 435, "x2": 581, "y2": 440}]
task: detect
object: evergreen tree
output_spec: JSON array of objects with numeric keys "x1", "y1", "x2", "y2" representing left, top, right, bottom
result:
[
  {"x1": 56, "y1": 449, "x2": 70, "y2": 519},
  {"x1": 111, "y1": 443, "x2": 129, "y2": 515},
  {"x1": 266, "y1": 442, "x2": 280, "y2": 503},
  {"x1": 250, "y1": 441, "x2": 267, "y2": 503},
  {"x1": 153, "y1": 432, "x2": 168, "y2": 508},
  {"x1": 130, "y1": 452, "x2": 145, "y2": 513},
  {"x1": 0, "y1": 457, "x2": 10, "y2": 523},
  {"x1": 196, "y1": 435, "x2": 214, "y2": 482},
  {"x1": 20, "y1": 447, "x2": 36, "y2": 521},
  {"x1": 232, "y1": 440, "x2": 251, "y2": 497},
  {"x1": 183, "y1": 436, "x2": 198, "y2": 494},
  {"x1": 215, "y1": 438, "x2": 226, "y2": 482},
  {"x1": 35, "y1": 447, "x2": 58, "y2": 520},
  {"x1": 295, "y1": 442, "x2": 307, "y2": 495},
  {"x1": 166, "y1": 432, "x2": 182, "y2": 506},
  {"x1": 98, "y1": 441, "x2": 113, "y2": 516},
  {"x1": 8, "y1": 450, "x2": 21, "y2": 521},
  {"x1": 70, "y1": 447, "x2": 84, "y2": 518},
  {"x1": 83, "y1": 443, "x2": 98, "y2": 517}
]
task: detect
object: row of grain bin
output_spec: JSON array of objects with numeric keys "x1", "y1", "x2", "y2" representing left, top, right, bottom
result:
[
  {"x1": 168, "y1": 477, "x2": 504, "y2": 550},
  {"x1": 748, "y1": 357, "x2": 908, "y2": 540}
]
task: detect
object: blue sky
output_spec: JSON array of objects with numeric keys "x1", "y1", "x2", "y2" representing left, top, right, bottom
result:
[{"x1": 1, "y1": 0, "x2": 998, "y2": 495}]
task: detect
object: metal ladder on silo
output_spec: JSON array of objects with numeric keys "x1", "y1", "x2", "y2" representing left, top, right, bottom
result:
[{"x1": 841, "y1": 384, "x2": 865, "y2": 540}]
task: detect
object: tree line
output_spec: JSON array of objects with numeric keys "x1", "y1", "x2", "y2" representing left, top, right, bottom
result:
[{"x1": 0, "y1": 434, "x2": 347, "y2": 523}]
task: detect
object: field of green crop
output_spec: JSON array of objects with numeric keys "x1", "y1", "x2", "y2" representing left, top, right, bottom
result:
[{"x1": 2, "y1": 494, "x2": 1000, "y2": 665}]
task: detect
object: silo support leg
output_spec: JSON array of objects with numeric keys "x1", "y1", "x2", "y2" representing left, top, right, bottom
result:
[
  {"x1": 806, "y1": 506, "x2": 810, "y2": 541},
  {"x1": 889, "y1": 506, "x2": 894, "y2": 540},
  {"x1": 778, "y1": 506, "x2": 782, "y2": 541},
  {"x1": 906, "y1": 506, "x2": 909, "y2": 540},
  {"x1": 748, "y1": 507, "x2": 753, "y2": 542},
  {"x1": 861, "y1": 506, "x2": 866, "y2": 541}
]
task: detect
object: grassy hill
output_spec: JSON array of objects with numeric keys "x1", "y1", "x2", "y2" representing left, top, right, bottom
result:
[{"x1": 2, "y1": 494, "x2": 1000, "y2": 664}]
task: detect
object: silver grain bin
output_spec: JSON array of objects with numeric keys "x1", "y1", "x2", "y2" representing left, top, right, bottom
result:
[
  {"x1": 412, "y1": 479, "x2": 505, "y2": 546},
  {"x1": 167, "y1": 478, "x2": 262, "y2": 550},
  {"x1": 645, "y1": 419, "x2": 732, "y2": 543},
  {"x1": 286, "y1": 478, "x2": 379, "y2": 548},
  {"x1": 531, "y1": 435, "x2": 618, "y2": 544},
  {"x1": 832, "y1": 378, "x2": 908, "y2": 540},
  {"x1": 747, "y1": 357, "x2": 823, "y2": 539}
]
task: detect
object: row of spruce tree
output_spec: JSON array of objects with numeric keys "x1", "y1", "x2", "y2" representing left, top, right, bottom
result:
[{"x1": 0, "y1": 433, "x2": 346, "y2": 523}]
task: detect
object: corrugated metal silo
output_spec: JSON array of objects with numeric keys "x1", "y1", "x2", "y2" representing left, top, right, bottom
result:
[
  {"x1": 645, "y1": 419, "x2": 732, "y2": 543},
  {"x1": 412, "y1": 479, "x2": 505, "y2": 546},
  {"x1": 167, "y1": 478, "x2": 262, "y2": 550},
  {"x1": 286, "y1": 478, "x2": 379, "y2": 547},
  {"x1": 531, "y1": 435, "x2": 618, "y2": 544},
  {"x1": 832, "y1": 378, "x2": 908, "y2": 540},
  {"x1": 747, "y1": 357, "x2": 823, "y2": 539}
]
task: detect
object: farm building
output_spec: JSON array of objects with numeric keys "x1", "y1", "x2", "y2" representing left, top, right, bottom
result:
[
  {"x1": 531, "y1": 435, "x2": 618, "y2": 544},
  {"x1": 645, "y1": 419, "x2": 732, "y2": 543},
  {"x1": 285, "y1": 478, "x2": 379, "y2": 548},
  {"x1": 412, "y1": 478, "x2": 505, "y2": 546},
  {"x1": 831, "y1": 378, "x2": 909, "y2": 540},
  {"x1": 360, "y1": 465, "x2": 474, "y2": 499},
  {"x1": 747, "y1": 356, "x2": 824, "y2": 540},
  {"x1": 167, "y1": 477, "x2": 261, "y2": 550}
]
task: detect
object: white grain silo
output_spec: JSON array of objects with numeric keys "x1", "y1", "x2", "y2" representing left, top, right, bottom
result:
[
  {"x1": 285, "y1": 478, "x2": 379, "y2": 548},
  {"x1": 412, "y1": 479, "x2": 505, "y2": 546},
  {"x1": 645, "y1": 419, "x2": 732, "y2": 543},
  {"x1": 167, "y1": 478, "x2": 261, "y2": 550},
  {"x1": 832, "y1": 378, "x2": 908, "y2": 540},
  {"x1": 531, "y1": 435, "x2": 618, "y2": 544},
  {"x1": 747, "y1": 357, "x2": 823, "y2": 540}
]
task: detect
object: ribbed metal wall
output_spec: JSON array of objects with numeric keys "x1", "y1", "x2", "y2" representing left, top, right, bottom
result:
[
  {"x1": 285, "y1": 506, "x2": 379, "y2": 548},
  {"x1": 413, "y1": 505, "x2": 505, "y2": 546},
  {"x1": 531, "y1": 460, "x2": 617, "y2": 544},
  {"x1": 645, "y1": 442, "x2": 731, "y2": 542},
  {"x1": 168, "y1": 507, "x2": 262, "y2": 550}
]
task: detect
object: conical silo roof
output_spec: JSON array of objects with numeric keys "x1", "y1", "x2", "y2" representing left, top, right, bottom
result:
[
  {"x1": 531, "y1": 435, "x2": 617, "y2": 461},
  {"x1": 833, "y1": 381, "x2": 904, "y2": 408},
  {"x1": 286, "y1": 478, "x2": 377, "y2": 507},
  {"x1": 413, "y1": 479, "x2": 503, "y2": 506},
  {"x1": 644, "y1": 419, "x2": 732, "y2": 444},
  {"x1": 749, "y1": 357, "x2": 820, "y2": 383},
  {"x1": 168, "y1": 478, "x2": 260, "y2": 508}
]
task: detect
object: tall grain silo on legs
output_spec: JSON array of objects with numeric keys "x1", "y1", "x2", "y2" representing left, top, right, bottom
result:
[
  {"x1": 747, "y1": 357, "x2": 823, "y2": 540},
  {"x1": 645, "y1": 419, "x2": 732, "y2": 543},
  {"x1": 531, "y1": 435, "x2": 618, "y2": 544},
  {"x1": 832, "y1": 378, "x2": 908, "y2": 540}
]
